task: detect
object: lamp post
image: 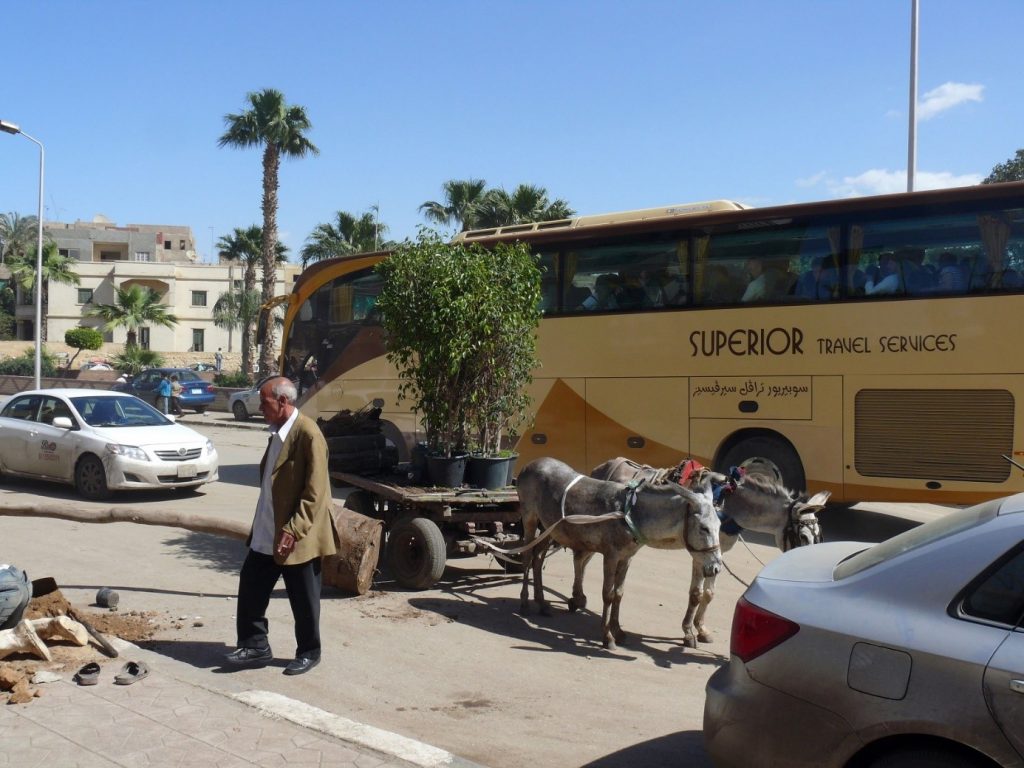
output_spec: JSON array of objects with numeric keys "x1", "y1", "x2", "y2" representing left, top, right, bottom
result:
[{"x1": 0, "y1": 119, "x2": 45, "y2": 388}]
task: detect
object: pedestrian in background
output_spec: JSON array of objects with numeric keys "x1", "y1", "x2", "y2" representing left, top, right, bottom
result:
[
  {"x1": 215, "y1": 348, "x2": 224, "y2": 372},
  {"x1": 157, "y1": 373, "x2": 172, "y2": 414},
  {"x1": 225, "y1": 376, "x2": 340, "y2": 676},
  {"x1": 169, "y1": 374, "x2": 185, "y2": 416}
]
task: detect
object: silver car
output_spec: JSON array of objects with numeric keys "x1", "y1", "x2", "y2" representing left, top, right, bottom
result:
[
  {"x1": 705, "y1": 495, "x2": 1024, "y2": 768},
  {"x1": 228, "y1": 377, "x2": 270, "y2": 421},
  {"x1": 0, "y1": 389, "x2": 218, "y2": 499}
]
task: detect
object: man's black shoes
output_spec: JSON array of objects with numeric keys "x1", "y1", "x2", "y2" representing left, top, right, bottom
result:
[
  {"x1": 283, "y1": 655, "x2": 320, "y2": 676},
  {"x1": 224, "y1": 646, "x2": 273, "y2": 667}
]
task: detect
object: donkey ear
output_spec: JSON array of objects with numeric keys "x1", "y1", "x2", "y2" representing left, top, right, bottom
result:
[{"x1": 803, "y1": 491, "x2": 831, "y2": 509}]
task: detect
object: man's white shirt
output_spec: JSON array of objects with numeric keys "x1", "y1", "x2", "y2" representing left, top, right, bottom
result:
[{"x1": 250, "y1": 408, "x2": 299, "y2": 555}]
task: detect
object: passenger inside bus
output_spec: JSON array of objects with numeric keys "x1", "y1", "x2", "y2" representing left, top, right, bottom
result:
[
  {"x1": 741, "y1": 257, "x2": 768, "y2": 302},
  {"x1": 865, "y1": 252, "x2": 903, "y2": 295},
  {"x1": 899, "y1": 247, "x2": 935, "y2": 295},
  {"x1": 936, "y1": 252, "x2": 967, "y2": 293},
  {"x1": 795, "y1": 256, "x2": 838, "y2": 300},
  {"x1": 580, "y1": 273, "x2": 621, "y2": 310}
]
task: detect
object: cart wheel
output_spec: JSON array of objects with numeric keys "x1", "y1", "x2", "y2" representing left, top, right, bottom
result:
[
  {"x1": 388, "y1": 516, "x2": 446, "y2": 589},
  {"x1": 344, "y1": 490, "x2": 376, "y2": 517}
]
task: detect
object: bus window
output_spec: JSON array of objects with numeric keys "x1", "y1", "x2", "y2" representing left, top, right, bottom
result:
[
  {"x1": 849, "y1": 208, "x2": 1024, "y2": 298},
  {"x1": 697, "y1": 223, "x2": 835, "y2": 306},
  {"x1": 285, "y1": 268, "x2": 383, "y2": 394},
  {"x1": 560, "y1": 239, "x2": 688, "y2": 313},
  {"x1": 536, "y1": 250, "x2": 558, "y2": 314}
]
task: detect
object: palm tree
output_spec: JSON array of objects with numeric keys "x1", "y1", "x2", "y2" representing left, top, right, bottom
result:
[
  {"x1": 6, "y1": 241, "x2": 80, "y2": 342},
  {"x1": 0, "y1": 212, "x2": 38, "y2": 263},
  {"x1": 300, "y1": 210, "x2": 390, "y2": 267},
  {"x1": 218, "y1": 88, "x2": 319, "y2": 375},
  {"x1": 216, "y1": 226, "x2": 287, "y2": 377},
  {"x1": 475, "y1": 184, "x2": 575, "y2": 228},
  {"x1": 419, "y1": 179, "x2": 489, "y2": 232},
  {"x1": 212, "y1": 287, "x2": 262, "y2": 378},
  {"x1": 85, "y1": 284, "x2": 177, "y2": 348}
]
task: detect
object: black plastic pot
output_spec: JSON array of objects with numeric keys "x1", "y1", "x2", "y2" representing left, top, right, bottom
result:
[
  {"x1": 467, "y1": 455, "x2": 516, "y2": 490},
  {"x1": 426, "y1": 453, "x2": 468, "y2": 488}
]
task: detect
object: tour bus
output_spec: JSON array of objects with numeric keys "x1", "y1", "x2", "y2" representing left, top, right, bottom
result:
[{"x1": 272, "y1": 181, "x2": 1024, "y2": 504}]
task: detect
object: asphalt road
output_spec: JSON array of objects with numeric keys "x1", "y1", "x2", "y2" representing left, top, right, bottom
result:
[{"x1": 0, "y1": 418, "x2": 950, "y2": 768}]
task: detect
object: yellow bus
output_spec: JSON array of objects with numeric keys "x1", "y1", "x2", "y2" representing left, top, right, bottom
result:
[{"x1": 275, "y1": 182, "x2": 1024, "y2": 504}]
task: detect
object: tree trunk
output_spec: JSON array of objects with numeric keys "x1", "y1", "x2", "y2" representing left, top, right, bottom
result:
[
  {"x1": 0, "y1": 502, "x2": 249, "y2": 539},
  {"x1": 259, "y1": 145, "x2": 280, "y2": 377},
  {"x1": 243, "y1": 263, "x2": 257, "y2": 378}
]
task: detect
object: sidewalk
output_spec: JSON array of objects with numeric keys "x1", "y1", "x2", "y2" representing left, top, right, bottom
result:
[{"x1": 0, "y1": 639, "x2": 483, "y2": 768}]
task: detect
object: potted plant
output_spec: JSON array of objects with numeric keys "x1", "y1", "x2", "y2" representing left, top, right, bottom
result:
[
  {"x1": 375, "y1": 232, "x2": 541, "y2": 488},
  {"x1": 464, "y1": 242, "x2": 541, "y2": 488}
]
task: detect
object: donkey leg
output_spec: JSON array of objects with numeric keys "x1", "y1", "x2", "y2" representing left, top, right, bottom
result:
[
  {"x1": 694, "y1": 572, "x2": 717, "y2": 643},
  {"x1": 609, "y1": 556, "x2": 633, "y2": 646},
  {"x1": 600, "y1": 555, "x2": 628, "y2": 649},
  {"x1": 681, "y1": 559, "x2": 703, "y2": 649},
  {"x1": 568, "y1": 550, "x2": 595, "y2": 613},
  {"x1": 535, "y1": 541, "x2": 552, "y2": 616},
  {"x1": 520, "y1": 519, "x2": 537, "y2": 615}
]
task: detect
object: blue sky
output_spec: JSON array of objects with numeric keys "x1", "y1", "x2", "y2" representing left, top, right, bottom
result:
[{"x1": 2, "y1": 1, "x2": 1020, "y2": 262}]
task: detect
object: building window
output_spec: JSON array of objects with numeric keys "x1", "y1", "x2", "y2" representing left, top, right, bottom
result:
[
  {"x1": 100, "y1": 250, "x2": 121, "y2": 261},
  {"x1": 134, "y1": 251, "x2": 152, "y2": 262},
  {"x1": 179, "y1": 239, "x2": 186, "y2": 250},
  {"x1": 77, "y1": 288, "x2": 93, "y2": 305},
  {"x1": 59, "y1": 248, "x2": 81, "y2": 261},
  {"x1": 139, "y1": 327, "x2": 150, "y2": 350},
  {"x1": 191, "y1": 290, "x2": 207, "y2": 307},
  {"x1": 233, "y1": 279, "x2": 243, "y2": 290},
  {"x1": 164, "y1": 240, "x2": 171, "y2": 250},
  {"x1": 192, "y1": 329, "x2": 204, "y2": 353}
]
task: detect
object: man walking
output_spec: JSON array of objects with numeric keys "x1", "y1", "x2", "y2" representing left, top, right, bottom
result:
[
  {"x1": 225, "y1": 377, "x2": 339, "y2": 675},
  {"x1": 214, "y1": 348, "x2": 224, "y2": 372}
]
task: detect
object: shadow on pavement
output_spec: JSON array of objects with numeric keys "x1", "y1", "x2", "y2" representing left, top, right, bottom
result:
[
  {"x1": 407, "y1": 565, "x2": 726, "y2": 669},
  {"x1": 580, "y1": 730, "x2": 710, "y2": 768},
  {"x1": 215, "y1": 462, "x2": 259, "y2": 489},
  {"x1": 163, "y1": 531, "x2": 247, "y2": 574},
  {"x1": 138, "y1": 638, "x2": 289, "y2": 673}
]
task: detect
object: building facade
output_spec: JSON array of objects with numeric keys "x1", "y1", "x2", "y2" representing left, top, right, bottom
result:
[{"x1": 14, "y1": 217, "x2": 300, "y2": 355}]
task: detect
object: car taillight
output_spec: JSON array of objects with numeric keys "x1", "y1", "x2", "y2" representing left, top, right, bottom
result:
[{"x1": 730, "y1": 596, "x2": 799, "y2": 662}]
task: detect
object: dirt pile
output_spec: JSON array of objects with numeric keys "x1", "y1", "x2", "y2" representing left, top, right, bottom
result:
[{"x1": 1, "y1": 588, "x2": 168, "y2": 705}]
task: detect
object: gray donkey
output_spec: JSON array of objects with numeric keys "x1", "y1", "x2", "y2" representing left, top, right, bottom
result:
[
  {"x1": 592, "y1": 457, "x2": 830, "y2": 646},
  {"x1": 516, "y1": 457, "x2": 722, "y2": 650}
]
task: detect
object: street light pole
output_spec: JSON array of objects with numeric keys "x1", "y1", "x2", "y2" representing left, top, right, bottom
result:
[
  {"x1": 907, "y1": 0, "x2": 919, "y2": 193},
  {"x1": 0, "y1": 119, "x2": 45, "y2": 388}
]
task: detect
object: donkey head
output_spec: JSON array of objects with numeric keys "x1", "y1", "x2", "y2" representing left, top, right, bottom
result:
[
  {"x1": 782, "y1": 490, "x2": 830, "y2": 550},
  {"x1": 684, "y1": 493, "x2": 723, "y2": 577}
]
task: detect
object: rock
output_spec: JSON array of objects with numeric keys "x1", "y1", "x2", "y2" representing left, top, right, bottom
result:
[{"x1": 31, "y1": 670, "x2": 62, "y2": 684}]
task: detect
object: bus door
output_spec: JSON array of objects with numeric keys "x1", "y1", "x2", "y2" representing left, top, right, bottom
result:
[{"x1": 584, "y1": 377, "x2": 689, "y2": 473}]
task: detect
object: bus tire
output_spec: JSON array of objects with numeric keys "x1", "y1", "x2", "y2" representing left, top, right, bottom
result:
[
  {"x1": 718, "y1": 435, "x2": 806, "y2": 492},
  {"x1": 387, "y1": 516, "x2": 446, "y2": 589}
]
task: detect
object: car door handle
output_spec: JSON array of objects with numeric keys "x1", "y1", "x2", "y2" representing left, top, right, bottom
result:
[{"x1": 1010, "y1": 680, "x2": 1024, "y2": 694}]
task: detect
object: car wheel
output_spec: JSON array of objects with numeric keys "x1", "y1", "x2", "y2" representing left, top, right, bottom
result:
[
  {"x1": 869, "y1": 747, "x2": 987, "y2": 768},
  {"x1": 231, "y1": 401, "x2": 249, "y2": 421},
  {"x1": 194, "y1": 406, "x2": 207, "y2": 415},
  {"x1": 718, "y1": 434, "x2": 806, "y2": 491},
  {"x1": 75, "y1": 454, "x2": 111, "y2": 500}
]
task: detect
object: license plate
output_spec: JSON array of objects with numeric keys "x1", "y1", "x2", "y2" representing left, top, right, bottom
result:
[
  {"x1": 190, "y1": 388, "x2": 203, "y2": 394},
  {"x1": 177, "y1": 464, "x2": 197, "y2": 479}
]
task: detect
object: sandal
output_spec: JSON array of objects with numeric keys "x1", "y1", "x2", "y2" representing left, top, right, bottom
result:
[
  {"x1": 113, "y1": 661, "x2": 149, "y2": 685},
  {"x1": 73, "y1": 662, "x2": 101, "y2": 686}
]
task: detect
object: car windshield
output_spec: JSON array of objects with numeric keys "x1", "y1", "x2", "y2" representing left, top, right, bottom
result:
[
  {"x1": 71, "y1": 395, "x2": 170, "y2": 428},
  {"x1": 834, "y1": 498, "x2": 1005, "y2": 580}
]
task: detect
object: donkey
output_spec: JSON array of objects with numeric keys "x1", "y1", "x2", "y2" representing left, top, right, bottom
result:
[
  {"x1": 516, "y1": 457, "x2": 722, "y2": 650},
  {"x1": 591, "y1": 456, "x2": 830, "y2": 646}
]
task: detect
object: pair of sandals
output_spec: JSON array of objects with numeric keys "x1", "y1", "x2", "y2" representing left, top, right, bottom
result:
[{"x1": 74, "y1": 661, "x2": 149, "y2": 686}]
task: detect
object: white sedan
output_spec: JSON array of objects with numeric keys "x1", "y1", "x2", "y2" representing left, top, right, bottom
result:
[{"x1": 0, "y1": 389, "x2": 219, "y2": 499}]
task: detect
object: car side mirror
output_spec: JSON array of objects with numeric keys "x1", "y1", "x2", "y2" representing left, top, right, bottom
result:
[{"x1": 52, "y1": 416, "x2": 74, "y2": 430}]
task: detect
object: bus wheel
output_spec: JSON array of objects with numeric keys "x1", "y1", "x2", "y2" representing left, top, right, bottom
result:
[
  {"x1": 718, "y1": 436, "x2": 806, "y2": 492},
  {"x1": 387, "y1": 516, "x2": 446, "y2": 589}
]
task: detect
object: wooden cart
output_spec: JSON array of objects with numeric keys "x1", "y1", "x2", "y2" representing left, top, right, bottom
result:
[{"x1": 330, "y1": 471, "x2": 522, "y2": 589}]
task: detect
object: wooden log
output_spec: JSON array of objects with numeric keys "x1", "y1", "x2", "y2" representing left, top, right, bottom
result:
[{"x1": 322, "y1": 502, "x2": 382, "y2": 596}]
